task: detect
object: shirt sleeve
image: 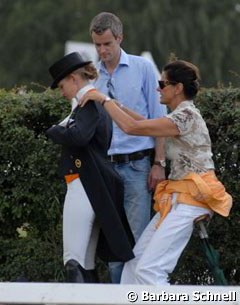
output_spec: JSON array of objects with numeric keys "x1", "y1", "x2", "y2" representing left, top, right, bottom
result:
[
  {"x1": 142, "y1": 60, "x2": 167, "y2": 119},
  {"x1": 166, "y1": 108, "x2": 195, "y2": 135}
]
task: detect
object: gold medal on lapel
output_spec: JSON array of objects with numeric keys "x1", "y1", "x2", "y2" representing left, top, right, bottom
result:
[{"x1": 75, "y1": 159, "x2": 81, "y2": 168}]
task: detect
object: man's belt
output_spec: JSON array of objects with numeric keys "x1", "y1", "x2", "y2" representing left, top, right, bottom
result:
[{"x1": 109, "y1": 149, "x2": 153, "y2": 163}]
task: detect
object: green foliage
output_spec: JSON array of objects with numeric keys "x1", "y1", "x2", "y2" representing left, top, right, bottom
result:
[
  {"x1": 0, "y1": 88, "x2": 67, "y2": 281},
  {"x1": 0, "y1": 87, "x2": 239, "y2": 284},
  {"x1": 0, "y1": 226, "x2": 63, "y2": 282},
  {"x1": 0, "y1": 0, "x2": 240, "y2": 89}
]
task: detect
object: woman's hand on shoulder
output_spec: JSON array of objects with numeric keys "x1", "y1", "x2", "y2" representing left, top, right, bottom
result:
[{"x1": 79, "y1": 90, "x2": 107, "y2": 107}]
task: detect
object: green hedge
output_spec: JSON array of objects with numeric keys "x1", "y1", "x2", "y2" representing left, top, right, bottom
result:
[
  {"x1": 0, "y1": 89, "x2": 65, "y2": 281},
  {"x1": 0, "y1": 87, "x2": 239, "y2": 284}
]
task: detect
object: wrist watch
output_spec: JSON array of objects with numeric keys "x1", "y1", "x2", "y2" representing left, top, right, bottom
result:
[
  {"x1": 102, "y1": 96, "x2": 111, "y2": 106},
  {"x1": 153, "y1": 160, "x2": 166, "y2": 168}
]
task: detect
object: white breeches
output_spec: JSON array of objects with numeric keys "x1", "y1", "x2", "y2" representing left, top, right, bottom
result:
[
  {"x1": 63, "y1": 178, "x2": 99, "y2": 270},
  {"x1": 121, "y1": 203, "x2": 212, "y2": 285}
]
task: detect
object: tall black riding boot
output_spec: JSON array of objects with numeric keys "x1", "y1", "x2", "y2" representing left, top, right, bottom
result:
[
  {"x1": 84, "y1": 269, "x2": 99, "y2": 283},
  {"x1": 65, "y1": 259, "x2": 85, "y2": 283}
]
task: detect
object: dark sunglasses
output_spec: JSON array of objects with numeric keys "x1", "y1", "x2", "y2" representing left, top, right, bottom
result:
[{"x1": 158, "y1": 80, "x2": 178, "y2": 89}]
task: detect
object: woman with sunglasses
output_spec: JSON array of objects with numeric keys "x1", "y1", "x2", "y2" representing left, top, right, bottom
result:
[{"x1": 79, "y1": 59, "x2": 232, "y2": 285}]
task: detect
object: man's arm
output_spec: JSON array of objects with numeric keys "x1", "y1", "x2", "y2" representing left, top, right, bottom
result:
[
  {"x1": 148, "y1": 137, "x2": 166, "y2": 191},
  {"x1": 143, "y1": 60, "x2": 166, "y2": 190}
]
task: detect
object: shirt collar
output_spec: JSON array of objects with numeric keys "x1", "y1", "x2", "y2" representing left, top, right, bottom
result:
[
  {"x1": 98, "y1": 49, "x2": 129, "y2": 73},
  {"x1": 71, "y1": 83, "x2": 95, "y2": 109},
  {"x1": 175, "y1": 100, "x2": 194, "y2": 110},
  {"x1": 76, "y1": 83, "x2": 95, "y2": 100}
]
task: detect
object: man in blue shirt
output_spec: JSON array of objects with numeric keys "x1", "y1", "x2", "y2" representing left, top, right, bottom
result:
[{"x1": 89, "y1": 12, "x2": 166, "y2": 283}]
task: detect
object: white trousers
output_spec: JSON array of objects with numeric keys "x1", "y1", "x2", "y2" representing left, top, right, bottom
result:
[
  {"x1": 63, "y1": 178, "x2": 99, "y2": 270},
  {"x1": 121, "y1": 203, "x2": 212, "y2": 285}
]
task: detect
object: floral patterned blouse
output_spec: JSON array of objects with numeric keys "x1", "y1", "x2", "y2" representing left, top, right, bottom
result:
[{"x1": 166, "y1": 100, "x2": 215, "y2": 180}]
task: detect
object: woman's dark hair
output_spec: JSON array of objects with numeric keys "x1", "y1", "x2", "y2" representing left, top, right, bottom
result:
[{"x1": 163, "y1": 60, "x2": 200, "y2": 99}]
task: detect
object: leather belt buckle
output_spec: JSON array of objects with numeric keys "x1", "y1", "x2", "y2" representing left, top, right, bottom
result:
[{"x1": 123, "y1": 154, "x2": 130, "y2": 163}]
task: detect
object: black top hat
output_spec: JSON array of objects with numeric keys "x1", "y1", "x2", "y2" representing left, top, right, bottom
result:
[{"x1": 49, "y1": 52, "x2": 92, "y2": 89}]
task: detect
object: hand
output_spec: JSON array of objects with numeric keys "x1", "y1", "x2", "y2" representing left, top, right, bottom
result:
[
  {"x1": 79, "y1": 90, "x2": 107, "y2": 107},
  {"x1": 148, "y1": 164, "x2": 166, "y2": 191}
]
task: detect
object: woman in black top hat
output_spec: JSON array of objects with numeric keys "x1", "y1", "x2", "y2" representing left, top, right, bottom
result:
[{"x1": 47, "y1": 52, "x2": 134, "y2": 283}]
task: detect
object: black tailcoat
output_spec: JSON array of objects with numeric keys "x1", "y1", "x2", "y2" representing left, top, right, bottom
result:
[{"x1": 46, "y1": 101, "x2": 134, "y2": 262}]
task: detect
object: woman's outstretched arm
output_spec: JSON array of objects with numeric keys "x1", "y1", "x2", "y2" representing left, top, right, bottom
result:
[{"x1": 79, "y1": 90, "x2": 179, "y2": 137}]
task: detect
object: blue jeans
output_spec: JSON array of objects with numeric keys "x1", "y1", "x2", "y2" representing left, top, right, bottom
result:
[{"x1": 109, "y1": 156, "x2": 152, "y2": 283}]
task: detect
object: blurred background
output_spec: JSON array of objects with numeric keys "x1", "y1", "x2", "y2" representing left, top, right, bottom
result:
[{"x1": 0, "y1": 0, "x2": 240, "y2": 90}]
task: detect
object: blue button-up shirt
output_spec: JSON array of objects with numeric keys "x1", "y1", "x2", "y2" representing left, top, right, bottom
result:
[{"x1": 94, "y1": 49, "x2": 166, "y2": 155}]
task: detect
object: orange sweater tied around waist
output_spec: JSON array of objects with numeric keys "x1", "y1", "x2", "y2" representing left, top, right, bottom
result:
[{"x1": 153, "y1": 171, "x2": 232, "y2": 228}]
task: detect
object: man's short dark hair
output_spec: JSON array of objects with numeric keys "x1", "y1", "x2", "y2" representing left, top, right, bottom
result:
[{"x1": 89, "y1": 12, "x2": 123, "y2": 38}]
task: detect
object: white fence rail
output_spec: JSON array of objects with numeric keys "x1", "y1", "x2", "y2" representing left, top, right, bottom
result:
[{"x1": 0, "y1": 283, "x2": 239, "y2": 305}]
